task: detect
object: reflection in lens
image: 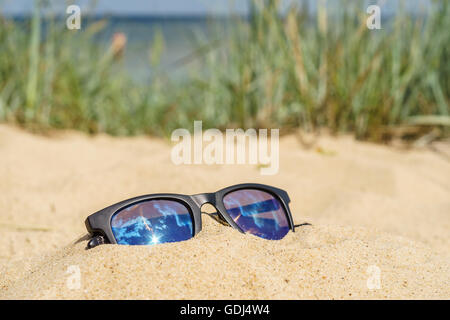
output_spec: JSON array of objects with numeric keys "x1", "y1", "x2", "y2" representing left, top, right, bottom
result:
[
  {"x1": 111, "y1": 200, "x2": 193, "y2": 245},
  {"x1": 223, "y1": 189, "x2": 289, "y2": 240}
]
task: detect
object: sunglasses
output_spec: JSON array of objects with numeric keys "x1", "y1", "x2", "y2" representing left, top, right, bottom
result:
[{"x1": 85, "y1": 183, "x2": 301, "y2": 249}]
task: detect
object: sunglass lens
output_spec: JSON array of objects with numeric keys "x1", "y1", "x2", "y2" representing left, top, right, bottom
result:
[
  {"x1": 111, "y1": 200, "x2": 193, "y2": 245},
  {"x1": 223, "y1": 189, "x2": 289, "y2": 240}
]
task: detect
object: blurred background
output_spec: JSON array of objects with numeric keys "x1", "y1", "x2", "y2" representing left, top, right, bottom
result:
[{"x1": 0, "y1": 0, "x2": 448, "y2": 141}]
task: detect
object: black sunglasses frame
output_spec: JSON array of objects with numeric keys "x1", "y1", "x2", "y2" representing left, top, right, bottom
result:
[{"x1": 85, "y1": 183, "x2": 295, "y2": 247}]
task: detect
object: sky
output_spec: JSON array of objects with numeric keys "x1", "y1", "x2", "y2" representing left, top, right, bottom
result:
[{"x1": 0, "y1": 0, "x2": 432, "y2": 16}]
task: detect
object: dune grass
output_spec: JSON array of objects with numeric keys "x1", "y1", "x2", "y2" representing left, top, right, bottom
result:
[{"x1": 0, "y1": 0, "x2": 448, "y2": 141}]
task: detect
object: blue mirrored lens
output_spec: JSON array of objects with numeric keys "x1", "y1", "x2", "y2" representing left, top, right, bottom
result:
[
  {"x1": 223, "y1": 189, "x2": 289, "y2": 240},
  {"x1": 111, "y1": 200, "x2": 193, "y2": 245}
]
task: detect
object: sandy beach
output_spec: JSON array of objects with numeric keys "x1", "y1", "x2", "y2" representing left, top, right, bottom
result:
[{"x1": 0, "y1": 124, "x2": 449, "y2": 299}]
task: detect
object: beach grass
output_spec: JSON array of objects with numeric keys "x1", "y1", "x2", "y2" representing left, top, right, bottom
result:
[{"x1": 0, "y1": 0, "x2": 448, "y2": 141}]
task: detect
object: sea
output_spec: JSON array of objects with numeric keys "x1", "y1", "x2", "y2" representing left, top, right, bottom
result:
[{"x1": 6, "y1": 0, "x2": 433, "y2": 82}]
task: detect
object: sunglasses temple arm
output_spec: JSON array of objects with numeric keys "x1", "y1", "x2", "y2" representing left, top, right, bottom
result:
[
  {"x1": 293, "y1": 222, "x2": 312, "y2": 231},
  {"x1": 202, "y1": 212, "x2": 231, "y2": 227}
]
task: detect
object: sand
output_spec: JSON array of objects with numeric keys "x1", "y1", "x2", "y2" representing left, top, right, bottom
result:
[{"x1": 0, "y1": 124, "x2": 449, "y2": 299}]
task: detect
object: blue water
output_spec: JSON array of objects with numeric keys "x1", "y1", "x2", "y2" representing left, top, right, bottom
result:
[
  {"x1": 8, "y1": 2, "x2": 434, "y2": 82},
  {"x1": 89, "y1": 16, "x2": 230, "y2": 81},
  {"x1": 8, "y1": 14, "x2": 230, "y2": 81}
]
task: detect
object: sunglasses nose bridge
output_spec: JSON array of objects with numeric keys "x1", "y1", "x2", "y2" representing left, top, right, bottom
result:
[{"x1": 191, "y1": 193, "x2": 216, "y2": 207}]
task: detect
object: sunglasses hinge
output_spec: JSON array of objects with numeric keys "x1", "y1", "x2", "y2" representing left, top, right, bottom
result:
[{"x1": 87, "y1": 235, "x2": 106, "y2": 249}]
